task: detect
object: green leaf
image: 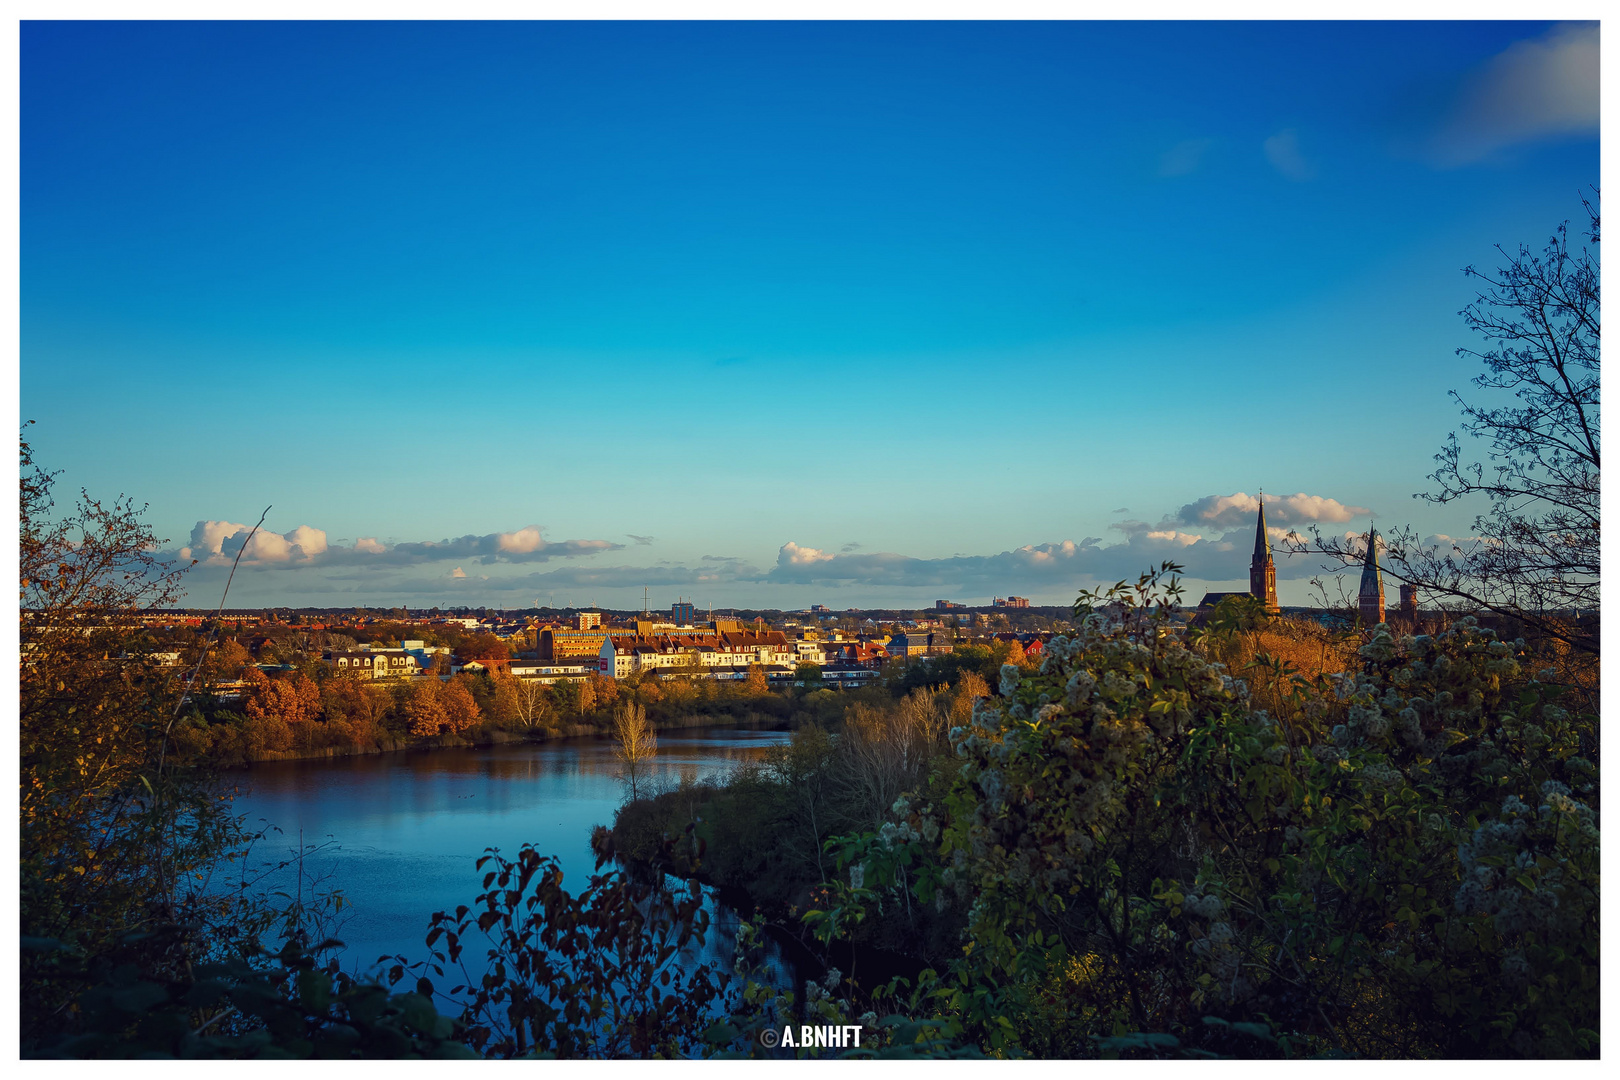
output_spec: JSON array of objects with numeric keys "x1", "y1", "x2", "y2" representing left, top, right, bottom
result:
[{"x1": 297, "y1": 968, "x2": 330, "y2": 1012}]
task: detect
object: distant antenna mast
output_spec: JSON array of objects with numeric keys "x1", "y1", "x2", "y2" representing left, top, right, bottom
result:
[{"x1": 642, "y1": 586, "x2": 650, "y2": 618}]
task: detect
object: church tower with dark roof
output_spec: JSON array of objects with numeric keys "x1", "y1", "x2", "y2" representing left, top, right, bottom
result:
[
  {"x1": 1359, "y1": 526, "x2": 1386, "y2": 625},
  {"x1": 1249, "y1": 496, "x2": 1279, "y2": 612}
]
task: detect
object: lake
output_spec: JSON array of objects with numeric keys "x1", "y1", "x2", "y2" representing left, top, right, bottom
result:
[{"x1": 224, "y1": 725, "x2": 798, "y2": 991}]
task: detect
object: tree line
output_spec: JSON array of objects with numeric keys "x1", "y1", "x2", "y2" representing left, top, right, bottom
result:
[{"x1": 162, "y1": 641, "x2": 792, "y2": 764}]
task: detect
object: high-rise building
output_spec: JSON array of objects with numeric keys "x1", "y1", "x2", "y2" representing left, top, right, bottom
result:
[
  {"x1": 671, "y1": 599, "x2": 696, "y2": 626},
  {"x1": 1250, "y1": 495, "x2": 1279, "y2": 612},
  {"x1": 1359, "y1": 527, "x2": 1386, "y2": 625}
]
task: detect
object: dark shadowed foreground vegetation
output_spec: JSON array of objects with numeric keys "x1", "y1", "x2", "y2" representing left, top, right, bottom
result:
[{"x1": 614, "y1": 573, "x2": 1599, "y2": 1057}]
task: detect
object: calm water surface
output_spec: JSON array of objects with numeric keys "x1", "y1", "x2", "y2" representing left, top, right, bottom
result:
[{"x1": 226, "y1": 726, "x2": 794, "y2": 981}]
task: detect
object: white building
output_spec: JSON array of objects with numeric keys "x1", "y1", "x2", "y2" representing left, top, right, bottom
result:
[{"x1": 326, "y1": 648, "x2": 420, "y2": 678}]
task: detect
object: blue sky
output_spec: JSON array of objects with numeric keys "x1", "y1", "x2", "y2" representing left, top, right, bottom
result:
[{"x1": 20, "y1": 20, "x2": 1599, "y2": 610}]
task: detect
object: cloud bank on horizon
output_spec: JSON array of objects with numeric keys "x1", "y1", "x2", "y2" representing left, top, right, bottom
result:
[
  {"x1": 178, "y1": 521, "x2": 622, "y2": 568},
  {"x1": 166, "y1": 490, "x2": 1397, "y2": 606}
]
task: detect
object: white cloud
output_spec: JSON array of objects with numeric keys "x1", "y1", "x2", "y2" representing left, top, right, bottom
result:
[
  {"x1": 244, "y1": 531, "x2": 294, "y2": 562},
  {"x1": 496, "y1": 526, "x2": 544, "y2": 553},
  {"x1": 1429, "y1": 22, "x2": 1599, "y2": 166},
  {"x1": 286, "y1": 525, "x2": 328, "y2": 559},
  {"x1": 450, "y1": 567, "x2": 467, "y2": 578},
  {"x1": 1144, "y1": 529, "x2": 1202, "y2": 546},
  {"x1": 1014, "y1": 539, "x2": 1082, "y2": 564},
  {"x1": 1263, "y1": 129, "x2": 1314, "y2": 180},
  {"x1": 185, "y1": 520, "x2": 329, "y2": 564},
  {"x1": 1177, "y1": 491, "x2": 1369, "y2": 529},
  {"x1": 187, "y1": 519, "x2": 251, "y2": 559},
  {"x1": 354, "y1": 537, "x2": 386, "y2": 554},
  {"x1": 1159, "y1": 137, "x2": 1214, "y2": 178},
  {"x1": 778, "y1": 541, "x2": 837, "y2": 567}
]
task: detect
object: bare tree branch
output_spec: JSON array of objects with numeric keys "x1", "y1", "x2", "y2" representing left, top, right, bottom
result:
[{"x1": 1288, "y1": 194, "x2": 1599, "y2": 657}]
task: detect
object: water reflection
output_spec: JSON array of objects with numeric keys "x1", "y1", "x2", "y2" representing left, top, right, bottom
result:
[{"x1": 226, "y1": 727, "x2": 792, "y2": 982}]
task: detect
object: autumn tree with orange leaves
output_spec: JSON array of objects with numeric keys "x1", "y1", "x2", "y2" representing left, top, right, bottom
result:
[
  {"x1": 242, "y1": 669, "x2": 322, "y2": 726},
  {"x1": 406, "y1": 679, "x2": 449, "y2": 736},
  {"x1": 442, "y1": 677, "x2": 482, "y2": 734},
  {"x1": 406, "y1": 677, "x2": 482, "y2": 736}
]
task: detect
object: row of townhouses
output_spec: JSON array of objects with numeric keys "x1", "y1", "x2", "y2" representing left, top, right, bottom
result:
[{"x1": 599, "y1": 629, "x2": 796, "y2": 678}]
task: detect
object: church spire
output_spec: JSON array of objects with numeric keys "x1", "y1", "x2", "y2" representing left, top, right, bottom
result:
[
  {"x1": 1253, "y1": 493, "x2": 1272, "y2": 564},
  {"x1": 1248, "y1": 492, "x2": 1278, "y2": 612},
  {"x1": 1358, "y1": 524, "x2": 1386, "y2": 625}
]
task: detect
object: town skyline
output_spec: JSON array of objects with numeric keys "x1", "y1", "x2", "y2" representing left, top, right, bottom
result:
[{"x1": 21, "y1": 20, "x2": 1599, "y2": 608}]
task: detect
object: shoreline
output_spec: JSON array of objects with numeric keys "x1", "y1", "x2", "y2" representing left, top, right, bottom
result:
[{"x1": 222, "y1": 708, "x2": 795, "y2": 768}]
